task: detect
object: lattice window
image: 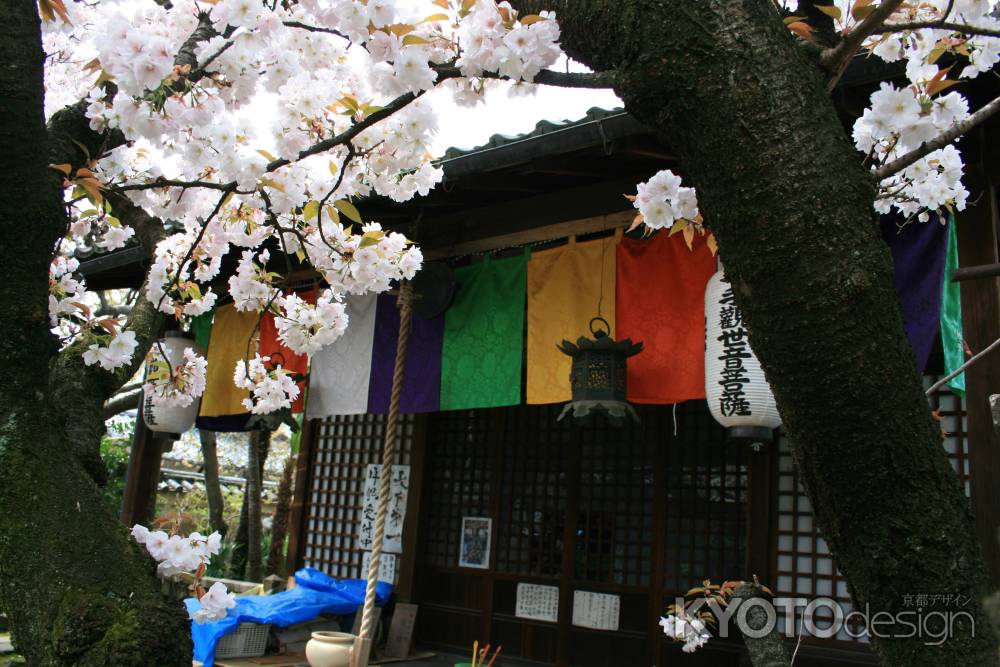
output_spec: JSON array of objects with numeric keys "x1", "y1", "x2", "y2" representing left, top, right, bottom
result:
[
  {"x1": 423, "y1": 409, "x2": 495, "y2": 569},
  {"x1": 302, "y1": 413, "x2": 413, "y2": 578},
  {"x1": 773, "y1": 377, "x2": 969, "y2": 643},
  {"x1": 497, "y1": 404, "x2": 571, "y2": 578},
  {"x1": 575, "y1": 409, "x2": 655, "y2": 587},
  {"x1": 663, "y1": 401, "x2": 748, "y2": 593}
]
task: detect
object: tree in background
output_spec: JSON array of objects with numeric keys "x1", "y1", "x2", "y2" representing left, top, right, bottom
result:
[{"x1": 2, "y1": 0, "x2": 1000, "y2": 665}]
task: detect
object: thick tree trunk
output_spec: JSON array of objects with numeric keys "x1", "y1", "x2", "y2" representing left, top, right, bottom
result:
[
  {"x1": 266, "y1": 455, "x2": 295, "y2": 576},
  {"x1": 199, "y1": 430, "x2": 228, "y2": 537},
  {"x1": 0, "y1": 5, "x2": 191, "y2": 666},
  {"x1": 513, "y1": 0, "x2": 998, "y2": 664}
]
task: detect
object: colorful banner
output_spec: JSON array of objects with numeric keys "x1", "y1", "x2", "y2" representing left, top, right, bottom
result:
[
  {"x1": 941, "y1": 215, "x2": 965, "y2": 395},
  {"x1": 368, "y1": 293, "x2": 446, "y2": 414},
  {"x1": 198, "y1": 303, "x2": 259, "y2": 418},
  {"x1": 880, "y1": 216, "x2": 948, "y2": 373},
  {"x1": 189, "y1": 308, "x2": 215, "y2": 352},
  {"x1": 305, "y1": 293, "x2": 378, "y2": 418},
  {"x1": 616, "y1": 231, "x2": 716, "y2": 404},
  {"x1": 259, "y1": 291, "x2": 314, "y2": 414},
  {"x1": 440, "y1": 253, "x2": 529, "y2": 411},
  {"x1": 526, "y1": 235, "x2": 618, "y2": 404}
]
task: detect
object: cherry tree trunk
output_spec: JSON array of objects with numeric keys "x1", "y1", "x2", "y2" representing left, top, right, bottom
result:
[
  {"x1": 0, "y1": 5, "x2": 191, "y2": 665},
  {"x1": 513, "y1": 0, "x2": 998, "y2": 664}
]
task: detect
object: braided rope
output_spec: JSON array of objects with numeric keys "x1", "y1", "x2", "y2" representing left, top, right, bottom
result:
[{"x1": 357, "y1": 282, "x2": 413, "y2": 652}]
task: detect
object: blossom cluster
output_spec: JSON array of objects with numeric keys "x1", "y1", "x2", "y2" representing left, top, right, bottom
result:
[
  {"x1": 233, "y1": 354, "x2": 301, "y2": 414},
  {"x1": 83, "y1": 330, "x2": 138, "y2": 372},
  {"x1": 274, "y1": 291, "x2": 349, "y2": 356},
  {"x1": 659, "y1": 611, "x2": 711, "y2": 654},
  {"x1": 777, "y1": 0, "x2": 1000, "y2": 220},
  {"x1": 631, "y1": 169, "x2": 700, "y2": 231},
  {"x1": 131, "y1": 524, "x2": 234, "y2": 623},
  {"x1": 142, "y1": 345, "x2": 209, "y2": 408},
  {"x1": 43, "y1": 0, "x2": 563, "y2": 396}
]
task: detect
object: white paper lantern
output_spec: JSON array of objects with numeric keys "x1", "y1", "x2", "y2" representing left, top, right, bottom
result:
[
  {"x1": 141, "y1": 332, "x2": 203, "y2": 438},
  {"x1": 704, "y1": 269, "x2": 781, "y2": 444}
]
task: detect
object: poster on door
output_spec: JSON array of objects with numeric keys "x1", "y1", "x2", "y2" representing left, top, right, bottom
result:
[{"x1": 358, "y1": 464, "x2": 409, "y2": 554}]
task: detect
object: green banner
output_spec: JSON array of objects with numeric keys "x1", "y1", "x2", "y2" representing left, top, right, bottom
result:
[
  {"x1": 440, "y1": 252, "x2": 529, "y2": 410},
  {"x1": 941, "y1": 214, "x2": 965, "y2": 396}
]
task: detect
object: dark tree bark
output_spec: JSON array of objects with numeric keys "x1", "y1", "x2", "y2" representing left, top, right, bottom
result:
[
  {"x1": 231, "y1": 431, "x2": 269, "y2": 580},
  {"x1": 266, "y1": 455, "x2": 295, "y2": 576},
  {"x1": 245, "y1": 431, "x2": 264, "y2": 582},
  {"x1": 731, "y1": 583, "x2": 792, "y2": 667},
  {"x1": 199, "y1": 430, "x2": 228, "y2": 537},
  {"x1": 511, "y1": 0, "x2": 998, "y2": 664},
  {"x1": 0, "y1": 4, "x2": 191, "y2": 666}
]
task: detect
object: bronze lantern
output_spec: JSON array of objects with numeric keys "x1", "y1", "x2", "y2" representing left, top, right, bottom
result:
[{"x1": 556, "y1": 316, "x2": 643, "y2": 425}]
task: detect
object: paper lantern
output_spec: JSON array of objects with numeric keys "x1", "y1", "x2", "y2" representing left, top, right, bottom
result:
[
  {"x1": 557, "y1": 316, "x2": 643, "y2": 425},
  {"x1": 142, "y1": 331, "x2": 203, "y2": 438},
  {"x1": 704, "y1": 270, "x2": 780, "y2": 444}
]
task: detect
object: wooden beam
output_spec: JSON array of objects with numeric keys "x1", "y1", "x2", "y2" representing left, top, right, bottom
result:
[
  {"x1": 951, "y1": 263, "x2": 1000, "y2": 282},
  {"x1": 955, "y1": 173, "x2": 1000, "y2": 586},
  {"x1": 424, "y1": 211, "x2": 634, "y2": 260}
]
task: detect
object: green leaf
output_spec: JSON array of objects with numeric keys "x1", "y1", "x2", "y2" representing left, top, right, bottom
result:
[
  {"x1": 816, "y1": 5, "x2": 842, "y2": 20},
  {"x1": 303, "y1": 199, "x2": 320, "y2": 222},
  {"x1": 334, "y1": 199, "x2": 363, "y2": 224}
]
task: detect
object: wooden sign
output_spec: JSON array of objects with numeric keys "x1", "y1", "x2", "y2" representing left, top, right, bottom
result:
[{"x1": 383, "y1": 603, "x2": 419, "y2": 658}]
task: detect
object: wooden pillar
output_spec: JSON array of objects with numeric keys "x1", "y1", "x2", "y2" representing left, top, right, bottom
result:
[
  {"x1": 285, "y1": 416, "x2": 320, "y2": 578},
  {"x1": 955, "y1": 170, "x2": 1000, "y2": 586},
  {"x1": 397, "y1": 414, "x2": 428, "y2": 601},
  {"x1": 745, "y1": 438, "x2": 776, "y2": 583},
  {"x1": 120, "y1": 407, "x2": 171, "y2": 527}
]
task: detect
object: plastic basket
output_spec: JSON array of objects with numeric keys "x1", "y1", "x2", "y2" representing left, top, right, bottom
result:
[{"x1": 215, "y1": 622, "x2": 270, "y2": 659}]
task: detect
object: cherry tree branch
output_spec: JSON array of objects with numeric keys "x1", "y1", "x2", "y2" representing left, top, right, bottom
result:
[
  {"x1": 820, "y1": 0, "x2": 905, "y2": 90},
  {"x1": 282, "y1": 20, "x2": 349, "y2": 41},
  {"x1": 874, "y1": 94, "x2": 1000, "y2": 180},
  {"x1": 881, "y1": 21, "x2": 1000, "y2": 39},
  {"x1": 435, "y1": 65, "x2": 617, "y2": 89}
]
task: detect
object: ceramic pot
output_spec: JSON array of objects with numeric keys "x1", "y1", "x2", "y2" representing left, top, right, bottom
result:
[{"x1": 305, "y1": 631, "x2": 355, "y2": 667}]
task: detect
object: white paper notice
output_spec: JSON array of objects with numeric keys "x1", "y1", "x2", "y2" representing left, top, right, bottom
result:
[
  {"x1": 358, "y1": 464, "x2": 409, "y2": 554},
  {"x1": 360, "y1": 551, "x2": 398, "y2": 584},
  {"x1": 515, "y1": 583, "x2": 560, "y2": 623},
  {"x1": 572, "y1": 590, "x2": 621, "y2": 631}
]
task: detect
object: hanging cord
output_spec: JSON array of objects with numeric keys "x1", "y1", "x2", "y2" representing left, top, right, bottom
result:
[
  {"x1": 672, "y1": 403, "x2": 679, "y2": 437},
  {"x1": 356, "y1": 282, "x2": 413, "y2": 663}
]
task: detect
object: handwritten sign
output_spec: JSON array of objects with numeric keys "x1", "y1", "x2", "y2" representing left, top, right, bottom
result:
[
  {"x1": 358, "y1": 464, "x2": 409, "y2": 554},
  {"x1": 360, "y1": 551, "x2": 398, "y2": 584},
  {"x1": 572, "y1": 590, "x2": 620, "y2": 631},
  {"x1": 515, "y1": 583, "x2": 559, "y2": 623}
]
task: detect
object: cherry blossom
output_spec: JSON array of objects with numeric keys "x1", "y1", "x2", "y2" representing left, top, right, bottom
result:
[
  {"x1": 142, "y1": 346, "x2": 208, "y2": 409},
  {"x1": 233, "y1": 354, "x2": 301, "y2": 414},
  {"x1": 132, "y1": 524, "x2": 230, "y2": 623}
]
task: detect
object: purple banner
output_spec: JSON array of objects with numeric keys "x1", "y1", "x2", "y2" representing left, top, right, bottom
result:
[
  {"x1": 880, "y1": 215, "x2": 948, "y2": 373},
  {"x1": 367, "y1": 293, "x2": 445, "y2": 414}
]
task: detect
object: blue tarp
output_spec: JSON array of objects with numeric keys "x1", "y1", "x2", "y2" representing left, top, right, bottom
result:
[{"x1": 187, "y1": 568, "x2": 392, "y2": 667}]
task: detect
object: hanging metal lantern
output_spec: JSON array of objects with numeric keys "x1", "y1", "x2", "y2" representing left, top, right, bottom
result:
[
  {"x1": 704, "y1": 269, "x2": 781, "y2": 446},
  {"x1": 142, "y1": 331, "x2": 203, "y2": 439},
  {"x1": 557, "y1": 317, "x2": 643, "y2": 426}
]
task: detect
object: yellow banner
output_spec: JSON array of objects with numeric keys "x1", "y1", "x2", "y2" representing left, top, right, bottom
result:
[
  {"x1": 526, "y1": 234, "x2": 618, "y2": 405},
  {"x1": 198, "y1": 303, "x2": 259, "y2": 417}
]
